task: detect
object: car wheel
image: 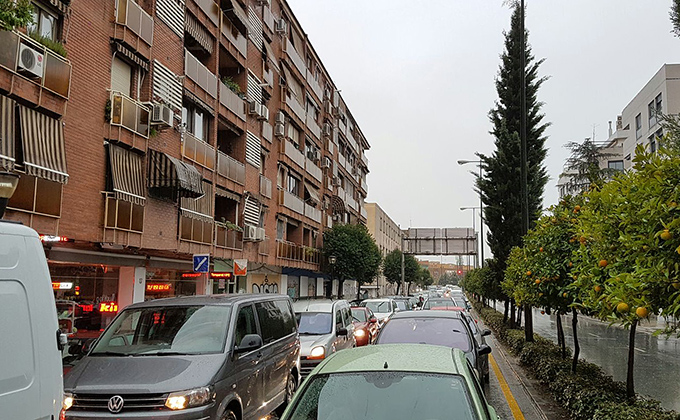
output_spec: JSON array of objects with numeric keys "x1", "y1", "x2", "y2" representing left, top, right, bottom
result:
[
  {"x1": 276, "y1": 372, "x2": 298, "y2": 416},
  {"x1": 221, "y1": 409, "x2": 238, "y2": 420}
]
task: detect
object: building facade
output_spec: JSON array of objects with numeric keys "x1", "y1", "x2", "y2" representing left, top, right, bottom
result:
[
  {"x1": 365, "y1": 202, "x2": 401, "y2": 297},
  {"x1": 0, "y1": 0, "x2": 370, "y2": 323}
]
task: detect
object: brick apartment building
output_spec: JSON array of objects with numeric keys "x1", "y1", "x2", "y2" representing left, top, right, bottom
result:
[{"x1": 0, "y1": 0, "x2": 370, "y2": 319}]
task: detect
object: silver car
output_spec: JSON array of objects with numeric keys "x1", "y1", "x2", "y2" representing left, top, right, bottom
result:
[{"x1": 293, "y1": 300, "x2": 356, "y2": 379}]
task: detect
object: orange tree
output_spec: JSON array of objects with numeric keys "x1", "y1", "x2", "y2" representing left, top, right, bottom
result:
[{"x1": 572, "y1": 145, "x2": 680, "y2": 399}]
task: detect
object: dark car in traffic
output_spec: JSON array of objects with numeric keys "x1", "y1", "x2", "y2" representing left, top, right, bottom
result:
[
  {"x1": 350, "y1": 306, "x2": 379, "y2": 346},
  {"x1": 62, "y1": 294, "x2": 300, "y2": 420}
]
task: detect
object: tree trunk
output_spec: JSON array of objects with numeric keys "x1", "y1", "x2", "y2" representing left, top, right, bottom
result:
[
  {"x1": 524, "y1": 304, "x2": 534, "y2": 342},
  {"x1": 627, "y1": 319, "x2": 638, "y2": 400},
  {"x1": 571, "y1": 308, "x2": 580, "y2": 374},
  {"x1": 356, "y1": 284, "x2": 361, "y2": 301},
  {"x1": 516, "y1": 306, "x2": 522, "y2": 328},
  {"x1": 406, "y1": 282, "x2": 411, "y2": 296},
  {"x1": 556, "y1": 313, "x2": 566, "y2": 359},
  {"x1": 395, "y1": 282, "x2": 401, "y2": 296},
  {"x1": 503, "y1": 299, "x2": 510, "y2": 323},
  {"x1": 509, "y1": 300, "x2": 516, "y2": 328},
  {"x1": 337, "y1": 279, "x2": 344, "y2": 299}
]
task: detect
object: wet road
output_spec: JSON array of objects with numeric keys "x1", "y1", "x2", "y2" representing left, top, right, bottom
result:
[{"x1": 492, "y1": 302, "x2": 680, "y2": 411}]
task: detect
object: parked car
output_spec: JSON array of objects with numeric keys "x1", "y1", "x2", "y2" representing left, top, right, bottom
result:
[
  {"x1": 422, "y1": 297, "x2": 464, "y2": 310},
  {"x1": 0, "y1": 220, "x2": 66, "y2": 420},
  {"x1": 350, "y1": 306, "x2": 379, "y2": 346},
  {"x1": 375, "y1": 310, "x2": 491, "y2": 383},
  {"x1": 360, "y1": 298, "x2": 398, "y2": 326},
  {"x1": 63, "y1": 294, "x2": 300, "y2": 420},
  {"x1": 293, "y1": 300, "x2": 355, "y2": 379},
  {"x1": 387, "y1": 295, "x2": 418, "y2": 311},
  {"x1": 278, "y1": 344, "x2": 499, "y2": 420}
]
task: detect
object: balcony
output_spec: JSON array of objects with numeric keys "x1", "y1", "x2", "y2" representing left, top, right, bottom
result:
[
  {"x1": 258, "y1": 238, "x2": 270, "y2": 256},
  {"x1": 306, "y1": 160, "x2": 322, "y2": 183},
  {"x1": 306, "y1": 72, "x2": 323, "y2": 100},
  {"x1": 0, "y1": 31, "x2": 72, "y2": 102},
  {"x1": 276, "y1": 239, "x2": 321, "y2": 266},
  {"x1": 219, "y1": 82, "x2": 246, "y2": 121},
  {"x1": 338, "y1": 118, "x2": 347, "y2": 135},
  {"x1": 215, "y1": 223, "x2": 244, "y2": 250},
  {"x1": 185, "y1": 49, "x2": 217, "y2": 98},
  {"x1": 221, "y1": 12, "x2": 247, "y2": 59},
  {"x1": 347, "y1": 129, "x2": 359, "y2": 152},
  {"x1": 264, "y1": 68, "x2": 274, "y2": 87},
  {"x1": 114, "y1": 0, "x2": 154, "y2": 52},
  {"x1": 103, "y1": 193, "x2": 143, "y2": 248},
  {"x1": 262, "y1": 122, "x2": 273, "y2": 143},
  {"x1": 306, "y1": 113, "x2": 321, "y2": 139},
  {"x1": 182, "y1": 132, "x2": 216, "y2": 170},
  {"x1": 193, "y1": 0, "x2": 220, "y2": 27},
  {"x1": 337, "y1": 186, "x2": 345, "y2": 199},
  {"x1": 283, "y1": 94, "x2": 306, "y2": 122},
  {"x1": 361, "y1": 178, "x2": 368, "y2": 193},
  {"x1": 327, "y1": 214, "x2": 333, "y2": 228},
  {"x1": 263, "y1": 6, "x2": 275, "y2": 32},
  {"x1": 284, "y1": 38, "x2": 306, "y2": 77},
  {"x1": 279, "y1": 189, "x2": 304, "y2": 215},
  {"x1": 338, "y1": 154, "x2": 346, "y2": 170},
  {"x1": 345, "y1": 194, "x2": 357, "y2": 211},
  {"x1": 361, "y1": 153, "x2": 369, "y2": 167},
  {"x1": 326, "y1": 138, "x2": 335, "y2": 155},
  {"x1": 110, "y1": 91, "x2": 150, "y2": 138},
  {"x1": 280, "y1": 140, "x2": 305, "y2": 169},
  {"x1": 260, "y1": 174, "x2": 272, "y2": 199},
  {"x1": 361, "y1": 206, "x2": 367, "y2": 219},
  {"x1": 217, "y1": 150, "x2": 245, "y2": 185},
  {"x1": 305, "y1": 203, "x2": 322, "y2": 223}
]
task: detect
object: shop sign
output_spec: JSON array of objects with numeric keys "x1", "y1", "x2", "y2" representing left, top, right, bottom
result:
[
  {"x1": 146, "y1": 283, "x2": 173, "y2": 292},
  {"x1": 181, "y1": 272, "x2": 202, "y2": 279},
  {"x1": 234, "y1": 259, "x2": 248, "y2": 276},
  {"x1": 40, "y1": 235, "x2": 73, "y2": 243},
  {"x1": 99, "y1": 302, "x2": 118, "y2": 313},
  {"x1": 209, "y1": 272, "x2": 233, "y2": 279},
  {"x1": 52, "y1": 282, "x2": 73, "y2": 290}
]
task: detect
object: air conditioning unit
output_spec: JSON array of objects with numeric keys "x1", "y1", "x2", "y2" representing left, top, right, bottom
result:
[
  {"x1": 324, "y1": 101, "x2": 332, "y2": 115},
  {"x1": 313, "y1": 150, "x2": 322, "y2": 162},
  {"x1": 248, "y1": 101, "x2": 263, "y2": 117},
  {"x1": 18, "y1": 44, "x2": 44, "y2": 78},
  {"x1": 323, "y1": 157, "x2": 332, "y2": 169},
  {"x1": 322, "y1": 123, "x2": 332, "y2": 137},
  {"x1": 274, "y1": 122, "x2": 285, "y2": 137},
  {"x1": 258, "y1": 105, "x2": 270, "y2": 121},
  {"x1": 244, "y1": 224, "x2": 258, "y2": 241},
  {"x1": 276, "y1": 111, "x2": 285, "y2": 124},
  {"x1": 255, "y1": 227, "x2": 266, "y2": 241},
  {"x1": 333, "y1": 176, "x2": 341, "y2": 187},
  {"x1": 151, "y1": 104, "x2": 174, "y2": 128},
  {"x1": 332, "y1": 214, "x2": 341, "y2": 222},
  {"x1": 275, "y1": 18, "x2": 287, "y2": 34}
]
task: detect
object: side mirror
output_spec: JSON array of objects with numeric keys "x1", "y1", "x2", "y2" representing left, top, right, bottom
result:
[
  {"x1": 56, "y1": 329, "x2": 68, "y2": 351},
  {"x1": 336, "y1": 327, "x2": 348, "y2": 337},
  {"x1": 482, "y1": 329, "x2": 491, "y2": 337},
  {"x1": 369, "y1": 317, "x2": 377, "y2": 324},
  {"x1": 478, "y1": 344, "x2": 491, "y2": 356},
  {"x1": 235, "y1": 334, "x2": 263, "y2": 353},
  {"x1": 82, "y1": 338, "x2": 96, "y2": 354}
]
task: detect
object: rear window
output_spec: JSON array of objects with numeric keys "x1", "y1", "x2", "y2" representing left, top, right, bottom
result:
[
  {"x1": 376, "y1": 317, "x2": 472, "y2": 352},
  {"x1": 351, "y1": 308, "x2": 366, "y2": 322}
]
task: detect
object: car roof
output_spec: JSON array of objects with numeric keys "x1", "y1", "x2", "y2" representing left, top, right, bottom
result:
[
  {"x1": 390, "y1": 310, "x2": 464, "y2": 320},
  {"x1": 125, "y1": 293, "x2": 287, "y2": 309},
  {"x1": 315, "y1": 344, "x2": 467, "y2": 375},
  {"x1": 293, "y1": 299, "x2": 347, "y2": 312},
  {"x1": 362, "y1": 298, "x2": 392, "y2": 303}
]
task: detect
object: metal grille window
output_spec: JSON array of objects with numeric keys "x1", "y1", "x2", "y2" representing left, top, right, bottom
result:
[
  {"x1": 246, "y1": 131, "x2": 261, "y2": 168},
  {"x1": 156, "y1": 0, "x2": 185, "y2": 37},
  {"x1": 247, "y1": 73, "x2": 263, "y2": 104},
  {"x1": 152, "y1": 60, "x2": 182, "y2": 111},
  {"x1": 244, "y1": 195, "x2": 261, "y2": 227},
  {"x1": 248, "y1": 6, "x2": 264, "y2": 52}
]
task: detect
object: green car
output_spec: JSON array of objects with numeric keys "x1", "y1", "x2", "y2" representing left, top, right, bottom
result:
[{"x1": 279, "y1": 344, "x2": 500, "y2": 420}]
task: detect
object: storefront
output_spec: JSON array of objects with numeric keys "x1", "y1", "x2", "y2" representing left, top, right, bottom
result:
[{"x1": 144, "y1": 268, "x2": 202, "y2": 300}]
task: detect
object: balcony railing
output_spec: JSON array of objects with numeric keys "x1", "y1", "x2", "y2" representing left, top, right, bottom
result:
[
  {"x1": 115, "y1": 0, "x2": 154, "y2": 46},
  {"x1": 185, "y1": 49, "x2": 217, "y2": 98},
  {"x1": 262, "y1": 122, "x2": 273, "y2": 142},
  {"x1": 182, "y1": 131, "x2": 216, "y2": 170},
  {"x1": 215, "y1": 224, "x2": 244, "y2": 250},
  {"x1": 361, "y1": 178, "x2": 368, "y2": 193},
  {"x1": 361, "y1": 206, "x2": 368, "y2": 219},
  {"x1": 0, "y1": 31, "x2": 72, "y2": 99},
  {"x1": 281, "y1": 140, "x2": 305, "y2": 169},
  {"x1": 306, "y1": 160, "x2": 322, "y2": 182},
  {"x1": 346, "y1": 193, "x2": 357, "y2": 211},
  {"x1": 217, "y1": 150, "x2": 245, "y2": 185},
  {"x1": 110, "y1": 91, "x2": 150, "y2": 138},
  {"x1": 260, "y1": 174, "x2": 272, "y2": 198},
  {"x1": 361, "y1": 153, "x2": 369, "y2": 167},
  {"x1": 279, "y1": 189, "x2": 304, "y2": 215},
  {"x1": 306, "y1": 72, "x2": 323, "y2": 99},
  {"x1": 338, "y1": 154, "x2": 346, "y2": 170},
  {"x1": 221, "y1": 12, "x2": 247, "y2": 58},
  {"x1": 305, "y1": 203, "x2": 322, "y2": 223},
  {"x1": 306, "y1": 113, "x2": 321, "y2": 139},
  {"x1": 284, "y1": 38, "x2": 306, "y2": 76},
  {"x1": 219, "y1": 82, "x2": 246, "y2": 121},
  {"x1": 264, "y1": 68, "x2": 274, "y2": 87},
  {"x1": 258, "y1": 238, "x2": 270, "y2": 256},
  {"x1": 263, "y1": 6, "x2": 274, "y2": 32},
  {"x1": 284, "y1": 94, "x2": 306, "y2": 122},
  {"x1": 193, "y1": 0, "x2": 220, "y2": 26},
  {"x1": 276, "y1": 239, "x2": 321, "y2": 265},
  {"x1": 347, "y1": 129, "x2": 359, "y2": 152}
]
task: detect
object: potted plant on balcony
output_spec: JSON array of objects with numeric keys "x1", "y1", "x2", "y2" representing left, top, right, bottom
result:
[
  {"x1": 221, "y1": 76, "x2": 244, "y2": 99},
  {"x1": 0, "y1": 0, "x2": 33, "y2": 31},
  {"x1": 216, "y1": 218, "x2": 243, "y2": 232}
]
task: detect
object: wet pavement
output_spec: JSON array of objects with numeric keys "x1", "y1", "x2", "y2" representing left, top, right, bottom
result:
[{"x1": 492, "y1": 301, "x2": 680, "y2": 412}]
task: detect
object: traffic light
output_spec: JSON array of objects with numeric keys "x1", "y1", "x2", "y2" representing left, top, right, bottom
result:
[{"x1": 457, "y1": 270, "x2": 463, "y2": 275}]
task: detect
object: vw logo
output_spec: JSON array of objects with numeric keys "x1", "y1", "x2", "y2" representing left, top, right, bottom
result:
[{"x1": 108, "y1": 395, "x2": 124, "y2": 413}]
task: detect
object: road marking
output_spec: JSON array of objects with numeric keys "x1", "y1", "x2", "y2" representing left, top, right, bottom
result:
[{"x1": 489, "y1": 353, "x2": 526, "y2": 420}]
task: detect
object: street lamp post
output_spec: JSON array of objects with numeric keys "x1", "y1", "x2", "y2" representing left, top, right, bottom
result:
[
  {"x1": 328, "y1": 255, "x2": 336, "y2": 299},
  {"x1": 460, "y1": 206, "x2": 480, "y2": 268},
  {"x1": 458, "y1": 160, "x2": 485, "y2": 267}
]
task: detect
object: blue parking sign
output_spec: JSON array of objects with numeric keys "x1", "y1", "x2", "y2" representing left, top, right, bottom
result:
[{"x1": 193, "y1": 254, "x2": 210, "y2": 273}]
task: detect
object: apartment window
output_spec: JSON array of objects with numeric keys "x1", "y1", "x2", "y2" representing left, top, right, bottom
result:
[
  {"x1": 28, "y1": 3, "x2": 59, "y2": 41},
  {"x1": 648, "y1": 100, "x2": 656, "y2": 128},
  {"x1": 635, "y1": 113, "x2": 642, "y2": 139},
  {"x1": 650, "y1": 138, "x2": 657, "y2": 153},
  {"x1": 105, "y1": 196, "x2": 144, "y2": 232},
  {"x1": 111, "y1": 57, "x2": 133, "y2": 97},
  {"x1": 276, "y1": 218, "x2": 285, "y2": 240},
  {"x1": 608, "y1": 160, "x2": 624, "y2": 171},
  {"x1": 656, "y1": 93, "x2": 663, "y2": 115},
  {"x1": 287, "y1": 174, "x2": 300, "y2": 196},
  {"x1": 288, "y1": 124, "x2": 301, "y2": 147},
  {"x1": 182, "y1": 102, "x2": 210, "y2": 142},
  {"x1": 8, "y1": 175, "x2": 62, "y2": 217}
]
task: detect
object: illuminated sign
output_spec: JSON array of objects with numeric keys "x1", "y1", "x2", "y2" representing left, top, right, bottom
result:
[
  {"x1": 40, "y1": 235, "x2": 73, "y2": 243},
  {"x1": 99, "y1": 302, "x2": 118, "y2": 313},
  {"x1": 81, "y1": 304, "x2": 94, "y2": 312},
  {"x1": 52, "y1": 282, "x2": 74, "y2": 290},
  {"x1": 210, "y1": 272, "x2": 233, "y2": 279},
  {"x1": 146, "y1": 283, "x2": 172, "y2": 292},
  {"x1": 181, "y1": 272, "x2": 202, "y2": 279}
]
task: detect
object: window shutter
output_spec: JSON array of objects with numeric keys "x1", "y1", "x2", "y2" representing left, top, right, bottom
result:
[
  {"x1": 111, "y1": 57, "x2": 132, "y2": 96},
  {"x1": 152, "y1": 60, "x2": 182, "y2": 111},
  {"x1": 247, "y1": 73, "x2": 263, "y2": 104},
  {"x1": 156, "y1": 0, "x2": 185, "y2": 37},
  {"x1": 244, "y1": 195, "x2": 261, "y2": 226},
  {"x1": 246, "y1": 131, "x2": 261, "y2": 168}
]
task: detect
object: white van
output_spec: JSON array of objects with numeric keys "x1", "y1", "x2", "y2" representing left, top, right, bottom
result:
[{"x1": 0, "y1": 221, "x2": 65, "y2": 420}]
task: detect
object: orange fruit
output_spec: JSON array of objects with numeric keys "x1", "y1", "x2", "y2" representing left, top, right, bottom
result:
[
  {"x1": 579, "y1": 236, "x2": 587, "y2": 244},
  {"x1": 569, "y1": 238, "x2": 575, "y2": 243},
  {"x1": 539, "y1": 247, "x2": 544, "y2": 252},
  {"x1": 562, "y1": 293, "x2": 568, "y2": 298},
  {"x1": 661, "y1": 230, "x2": 672, "y2": 241},
  {"x1": 526, "y1": 271, "x2": 532, "y2": 276},
  {"x1": 594, "y1": 285, "x2": 602, "y2": 293},
  {"x1": 599, "y1": 260, "x2": 608, "y2": 268},
  {"x1": 617, "y1": 302, "x2": 630, "y2": 313},
  {"x1": 568, "y1": 262, "x2": 573, "y2": 268},
  {"x1": 636, "y1": 307, "x2": 649, "y2": 318},
  {"x1": 574, "y1": 205, "x2": 581, "y2": 212},
  {"x1": 535, "y1": 279, "x2": 541, "y2": 285}
]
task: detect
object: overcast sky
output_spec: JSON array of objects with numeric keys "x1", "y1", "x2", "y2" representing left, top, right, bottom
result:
[{"x1": 288, "y1": 0, "x2": 679, "y2": 256}]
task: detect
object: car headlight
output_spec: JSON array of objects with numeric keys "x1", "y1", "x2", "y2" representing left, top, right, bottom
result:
[
  {"x1": 165, "y1": 386, "x2": 213, "y2": 410},
  {"x1": 309, "y1": 346, "x2": 326, "y2": 359},
  {"x1": 62, "y1": 392, "x2": 74, "y2": 411},
  {"x1": 354, "y1": 329, "x2": 366, "y2": 338}
]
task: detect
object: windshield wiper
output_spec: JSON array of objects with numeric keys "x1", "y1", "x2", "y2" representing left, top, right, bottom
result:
[
  {"x1": 134, "y1": 351, "x2": 191, "y2": 356},
  {"x1": 90, "y1": 351, "x2": 130, "y2": 357}
]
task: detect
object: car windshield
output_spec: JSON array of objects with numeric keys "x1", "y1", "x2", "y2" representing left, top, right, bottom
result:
[
  {"x1": 363, "y1": 301, "x2": 391, "y2": 313},
  {"x1": 91, "y1": 305, "x2": 232, "y2": 356},
  {"x1": 296, "y1": 312, "x2": 333, "y2": 334},
  {"x1": 287, "y1": 371, "x2": 478, "y2": 420},
  {"x1": 395, "y1": 301, "x2": 407, "y2": 310},
  {"x1": 351, "y1": 308, "x2": 367, "y2": 322},
  {"x1": 423, "y1": 299, "x2": 459, "y2": 310},
  {"x1": 376, "y1": 318, "x2": 471, "y2": 352}
]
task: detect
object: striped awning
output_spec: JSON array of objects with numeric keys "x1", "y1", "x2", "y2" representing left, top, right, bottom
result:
[
  {"x1": 107, "y1": 143, "x2": 146, "y2": 206},
  {"x1": 18, "y1": 105, "x2": 68, "y2": 184},
  {"x1": 48, "y1": 0, "x2": 69, "y2": 14},
  {"x1": 223, "y1": 0, "x2": 249, "y2": 35},
  {"x1": 181, "y1": 180, "x2": 213, "y2": 222},
  {"x1": 148, "y1": 149, "x2": 204, "y2": 198},
  {"x1": 305, "y1": 183, "x2": 320, "y2": 205},
  {"x1": 215, "y1": 186, "x2": 240, "y2": 201},
  {"x1": 0, "y1": 95, "x2": 15, "y2": 172},
  {"x1": 185, "y1": 13, "x2": 214, "y2": 54},
  {"x1": 113, "y1": 41, "x2": 150, "y2": 72}
]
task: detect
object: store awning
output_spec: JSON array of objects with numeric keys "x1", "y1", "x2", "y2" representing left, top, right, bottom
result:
[
  {"x1": 181, "y1": 180, "x2": 213, "y2": 222},
  {"x1": 305, "y1": 183, "x2": 320, "y2": 205},
  {"x1": 113, "y1": 41, "x2": 150, "y2": 72},
  {"x1": 0, "y1": 95, "x2": 15, "y2": 172},
  {"x1": 148, "y1": 149, "x2": 204, "y2": 198},
  {"x1": 223, "y1": 0, "x2": 249, "y2": 36},
  {"x1": 107, "y1": 143, "x2": 146, "y2": 205},
  {"x1": 18, "y1": 105, "x2": 69, "y2": 184},
  {"x1": 185, "y1": 13, "x2": 214, "y2": 54}
]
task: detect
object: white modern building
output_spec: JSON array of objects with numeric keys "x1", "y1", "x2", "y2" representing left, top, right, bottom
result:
[{"x1": 365, "y1": 202, "x2": 402, "y2": 297}]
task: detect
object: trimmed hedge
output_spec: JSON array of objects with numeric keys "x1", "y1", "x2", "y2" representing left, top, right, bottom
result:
[{"x1": 471, "y1": 299, "x2": 680, "y2": 420}]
